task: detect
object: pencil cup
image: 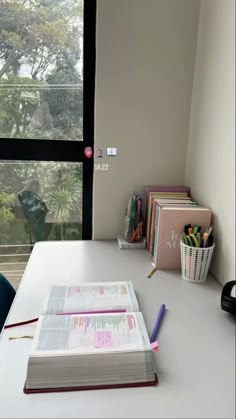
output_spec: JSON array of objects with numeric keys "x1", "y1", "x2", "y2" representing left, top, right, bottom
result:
[{"x1": 180, "y1": 240, "x2": 215, "y2": 283}]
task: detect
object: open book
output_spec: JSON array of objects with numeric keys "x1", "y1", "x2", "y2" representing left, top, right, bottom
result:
[{"x1": 24, "y1": 282, "x2": 157, "y2": 393}]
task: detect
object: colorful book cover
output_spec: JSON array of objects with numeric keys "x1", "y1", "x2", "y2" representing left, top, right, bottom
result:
[{"x1": 154, "y1": 206, "x2": 212, "y2": 270}]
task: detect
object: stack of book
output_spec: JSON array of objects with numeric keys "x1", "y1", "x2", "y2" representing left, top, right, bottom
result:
[
  {"x1": 24, "y1": 282, "x2": 157, "y2": 393},
  {"x1": 144, "y1": 186, "x2": 212, "y2": 270},
  {"x1": 144, "y1": 185, "x2": 191, "y2": 224}
]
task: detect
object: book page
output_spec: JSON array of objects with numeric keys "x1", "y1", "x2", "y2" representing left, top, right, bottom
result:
[
  {"x1": 31, "y1": 312, "x2": 150, "y2": 355},
  {"x1": 42, "y1": 282, "x2": 139, "y2": 314}
]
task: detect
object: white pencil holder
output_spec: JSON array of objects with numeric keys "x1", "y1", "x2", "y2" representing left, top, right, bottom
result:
[{"x1": 180, "y1": 240, "x2": 215, "y2": 283}]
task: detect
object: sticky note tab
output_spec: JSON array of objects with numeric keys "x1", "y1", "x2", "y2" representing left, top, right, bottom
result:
[
  {"x1": 94, "y1": 330, "x2": 113, "y2": 347},
  {"x1": 151, "y1": 340, "x2": 159, "y2": 351}
]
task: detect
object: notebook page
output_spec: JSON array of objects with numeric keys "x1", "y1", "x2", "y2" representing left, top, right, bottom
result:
[
  {"x1": 30, "y1": 312, "x2": 150, "y2": 355},
  {"x1": 42, "y1": 282, "x2": 139, "y2": 314}
]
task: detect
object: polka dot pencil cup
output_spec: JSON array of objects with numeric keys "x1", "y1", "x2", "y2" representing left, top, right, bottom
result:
[{"x1": 180, "y1": 240, "x2": 215, "y2": 283}]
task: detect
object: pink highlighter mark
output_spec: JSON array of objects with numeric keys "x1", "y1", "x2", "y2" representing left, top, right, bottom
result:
[
  {"x1": 94, "y1": 330, "x2": 113, "y2": 348},
  {"x1": 66, "y1": 287, "x2": 80, "y2": 298},
  {"x1": 126, "y1": 314, "x2": 136, "y2": 330}
]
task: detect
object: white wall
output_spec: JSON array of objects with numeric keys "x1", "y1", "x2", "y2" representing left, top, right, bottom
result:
[
  {"x1": 185, "y1": 0, "x2": 235, "y2": 285},
  {"x1": 94, "y1": 0, "x2": 200, "y2": 239}
]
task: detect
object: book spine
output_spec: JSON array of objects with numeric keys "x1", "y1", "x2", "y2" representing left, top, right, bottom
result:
[
  {"x1": 148, "y1": 199, "x2": 156, "y2": 253},
  {"x1": 153, "y1": 205, "x2": 161, "y2": 266}
]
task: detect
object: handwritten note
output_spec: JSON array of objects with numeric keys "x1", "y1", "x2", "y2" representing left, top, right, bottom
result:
[{"x1": 94, "y1": 330, "x2": 113, "y2": 347}]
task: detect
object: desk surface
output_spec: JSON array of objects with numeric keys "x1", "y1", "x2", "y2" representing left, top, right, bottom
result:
[{"x1": 0, "y1": 241, "x2": 235, "y2": 419}]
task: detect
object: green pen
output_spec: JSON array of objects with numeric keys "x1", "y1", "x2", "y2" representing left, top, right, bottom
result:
[
  {"x1": 193, "y1": 225, "x2": 199, "y2": 235},
  {"x1": 196, "y1": 232, "x2": 201, "y2": 246},
  {"x1": 185, "y1": 235, "x2": 192, "y2": 246},
  {"x1": 190, "y1": 234, "x2": 200, "y2": 247}
]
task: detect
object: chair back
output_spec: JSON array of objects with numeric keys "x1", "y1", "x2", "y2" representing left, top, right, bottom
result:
[
  {"x1": 17, "y1": 190, "x2": 51, "y2": 242},
  {"x1": 17, "y1": 191, "x2": 48, "y2": 223},
  {"x1": 0, "y1": 273, "x2": 16, "y2": 332}
]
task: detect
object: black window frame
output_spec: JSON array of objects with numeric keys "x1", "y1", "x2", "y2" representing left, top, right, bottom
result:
[{"x1": 0, "y1": 0, "x2": 96, "y2": 240}]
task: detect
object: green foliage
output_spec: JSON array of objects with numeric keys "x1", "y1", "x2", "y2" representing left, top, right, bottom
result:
[
  {"x1": 0, "y1": 187, "x2": 17, "y2": 245},
  {"x1": 47, "y1": 174, "x2": 81, "y2": 223},
  {"x1": 0, "y1": 74, "x2": 46, "y2": 136},
  {"x1": 43, "y1": 51, "x2": 83, "y2": 139},
  {"x1": 48, "y1": 187, "x2": 77, "y2": 222},
  {"x1": 0, "y1": 0, "x2": 82, "y2": 78},
  {"x1": 0, "y1": 191, "x2": 16, "y2": 224},
  {"x1": 0, "y1": 207, "x2": 15, "y2": 223},
  {"x1": 0, "y1": 0, "x2": 83, "y2": 139},
  {"x1": 0, "y1": 191, "x2": 16, "y2": 206}
]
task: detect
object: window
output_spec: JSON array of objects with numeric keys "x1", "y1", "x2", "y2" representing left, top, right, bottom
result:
[{"x1": 0, "y1": 0, "x2": 96, "y2": 283}]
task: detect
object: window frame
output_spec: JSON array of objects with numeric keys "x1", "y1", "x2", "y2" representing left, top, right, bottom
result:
[{"x1": 0, "y1": 0, "x2": 96, "y2": 240}]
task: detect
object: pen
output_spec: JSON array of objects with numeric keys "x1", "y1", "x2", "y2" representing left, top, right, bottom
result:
[
  {"x1": 150, "y1": 304, "x2": 166, "y2": 343},
  {"x1": 130, "y1": 220, "x2": 143, "y2": 242},
  {"x1": 202, "y1": 232, "x2": 208, "y2": 247},
  {"x1": 206, "y1": 234, "x2": 214, "y2": 247},
  {"x1": 193, "y1": 225, "x2": 199, "y2": 235},
  {"x1": 200, "y1": 239, "x2": 204, "y2": 248},
  {"x1": 206, "y1": 225, "x2": 213, "y2": 238},
  {"x1": 184, "y1": 224, "x2": 191, "y2": 235},
  {"x1": 189, "y1": 234, "x2": 199, "y2": 247},
  {"x1": 185, "y1": 235, "x2": 192, "y2": 246}
]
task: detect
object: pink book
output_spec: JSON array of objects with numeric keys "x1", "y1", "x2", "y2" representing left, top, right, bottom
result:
[
  {"x1": 154, "y1": 206, "x2": 212, "y2": 270},
  {"x1": 148, "y1": 198, "x2": 193, "y2": 253}
]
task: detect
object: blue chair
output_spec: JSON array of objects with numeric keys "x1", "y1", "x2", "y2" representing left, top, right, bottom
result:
[
  {"x1": 17, "y1": 190, "x2": 52, "y2": 244},
  {"x1": 0, "y1": 273, "x2": 16, "y2": 332}
]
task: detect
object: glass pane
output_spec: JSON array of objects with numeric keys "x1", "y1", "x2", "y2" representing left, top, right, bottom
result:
[
  {"x1": 0, "y1": 0, "x2": 83, "y2": 140},
  {"x1": 0, "y1": 160, "x2": 82, "y2": 285}
]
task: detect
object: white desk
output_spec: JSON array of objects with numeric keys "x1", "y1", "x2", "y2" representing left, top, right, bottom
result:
[{"x1": 0, "y1": 241, "x2": 235, "y2": 419}]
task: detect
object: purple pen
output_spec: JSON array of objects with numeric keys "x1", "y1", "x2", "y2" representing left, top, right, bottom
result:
[{"x1": 150, "y1": 304, "x2": 166, "y2": 343}]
